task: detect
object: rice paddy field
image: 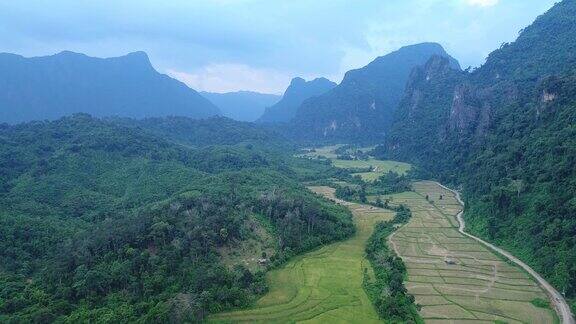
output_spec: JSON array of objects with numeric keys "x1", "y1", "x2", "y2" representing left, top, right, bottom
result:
[
  {"x1": 386, "y1": 181, "x2": 556, "y2": 323},
  {"x1": 298, "y1": 145, "x2": 412, "y2": 181},
  {"x1": 211, "y1": 155, "x2": 556, "y2": 323},
  {"x1": 209, "y1": 186, "x2": 394, "y2": 323},
  {"x1": 297, "y1": 145, "x2": 343, "y2": 159},
  {"x1": 332, "y1": 158, "x2": 411, "y2": 172}
]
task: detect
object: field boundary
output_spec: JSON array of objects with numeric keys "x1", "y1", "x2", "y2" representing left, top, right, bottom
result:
[{"x1": 434, "y1": 182, "x2": 574, "y2": 324}]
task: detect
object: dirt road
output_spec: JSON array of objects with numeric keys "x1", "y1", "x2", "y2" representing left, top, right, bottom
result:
[{"x1": 436, "y1": 182, "x2": 575, "y2": 324}]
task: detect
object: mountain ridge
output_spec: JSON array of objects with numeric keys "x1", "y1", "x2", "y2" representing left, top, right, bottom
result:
[
  {"x1": 378, "y1": 0, "x2": 576, "y2": 310},
  {"x1": 0, "y1": 51, "x2": 220, "y2": 124},
  {"x1": 287, "y1": 42, "x2": 460, "y2": 143},
  {"x1": 200, "y1": 90, "x2": 280, "y2": 122},
  {"x1": 257, "y1": 77, "x2": 336, "y2": 123}
]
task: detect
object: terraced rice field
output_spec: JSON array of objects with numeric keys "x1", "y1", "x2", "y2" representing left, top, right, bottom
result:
[
  {"x1": 387, "y1": 181, "x2": 556, "y2": 323},
  {"x1": 209, "y1": 186, "x2": 393, "y2": 323}
]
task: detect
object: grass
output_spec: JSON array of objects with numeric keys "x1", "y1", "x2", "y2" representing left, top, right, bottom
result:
[
  {"x1": 332, "y1": 159, "x2": 409, "y2": 172},
  {"x1": 298, "y1": 145, "x2": 412, "y2": 182},
  {"x1": 351, "y1": 172, "x2": 382, "y2": 182},
  {"x1": 385, "y1": 181, "x2": 557, "y2": 323},
  {"x1": 209, "y1": 186, "x2": 393, "y2": 323},
  {"x1": 297, "y1": 145, "x2": 343, "y2": 159},
  {"x1": 212, "y1": 151, "x2": 557, "y2": 323},
  {"x1": 217, "y1": 214, "x2": 276, "y2": 272},
  {"x1": 532, "y1": 298, "x2": 552, "y2": 308}
]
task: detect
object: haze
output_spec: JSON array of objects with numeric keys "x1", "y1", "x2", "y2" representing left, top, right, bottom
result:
[{"x1": 0, "y1": 0, "x2": 556, "y2": 94}]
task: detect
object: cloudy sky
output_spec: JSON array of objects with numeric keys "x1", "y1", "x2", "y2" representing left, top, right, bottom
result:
[{"x1": 0, "y1": 0, "x2": 557, "y2": 94}]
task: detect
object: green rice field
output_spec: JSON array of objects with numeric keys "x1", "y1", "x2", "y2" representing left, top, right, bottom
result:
[
  {"x1": 385, "y1": 181, "x2": 556, "y2": 323},
  {"x1": 210, "y1": 160, "x2": 556, "y2": 323},
  {"x1": 299, "y1": 145, "x2": 412, "y2": 181},
  {"x1": 209, "y1": 186, "x2": 393, "y2": 323}
]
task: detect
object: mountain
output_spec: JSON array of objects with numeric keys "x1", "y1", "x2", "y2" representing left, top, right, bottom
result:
[
  {"x1": 378, "y1": 0, "x2": 576, "y2": 309},
  {"x1": 0, "y1": 114, "x2": 353, "y2": 322},
  {"x1": 257, "y1": 77, "x2": 336, "y2": 123},
  {"x1": 288, "y1": 43, "x2": 460, "y2": 143},
  {"x1": 0, "y1": 51, "x2": 220, "y2": 123},
  {"x1": 200, "y1": 91, "x2": 280, "y2": 122}
]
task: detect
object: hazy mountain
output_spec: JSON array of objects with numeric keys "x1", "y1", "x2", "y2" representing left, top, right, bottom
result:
[
  {"x1": 0, "y1": 51, "x2": 220, "y2": 123},
  {"x1": 111, "y1": 115, "x2": 284, "y2": 147},
  {"x1": 288, "y1": 43, "x2": 460, "y2": 143},
  {"x1": 200, "y1": 91, "x2": 280, "y2": 122},
  {"x1": 257, "y1": 77, "x2": 336, "y2": 123},
  {"x1": 378, "y1": 0, "x2": 576, "y2": 304}
]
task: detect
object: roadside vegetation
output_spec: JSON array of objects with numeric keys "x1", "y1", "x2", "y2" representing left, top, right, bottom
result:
[{"x1": 364, "y1": 205, "x2": 423, "y2": 323}]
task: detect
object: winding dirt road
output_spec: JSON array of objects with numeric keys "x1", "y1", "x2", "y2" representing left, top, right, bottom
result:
[{"x1": 436, "y1": 182, "x2": 575, "y2": 324}]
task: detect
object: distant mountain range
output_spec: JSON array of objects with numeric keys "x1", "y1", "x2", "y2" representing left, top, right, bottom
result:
[
  {"x1": 257, "y1": 77, "x2": 336, "y2": 123},
  {"x1": 200, "y1": 91, "x2": 280, "y2": 122},
  {"x1": 0, "y1": 51, "x2": 220, "y2": 124},
  {"x1": 287, "y1": 43, "x2": 460, "y2": 143}
]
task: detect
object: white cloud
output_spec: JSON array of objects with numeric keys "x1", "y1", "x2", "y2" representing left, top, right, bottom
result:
[
  {"x1": 466, "y1": 0, "x2": 499, "y2": 7},
  {"x1": 167, "y1": 63, "x2": 292, "y2": 94}
]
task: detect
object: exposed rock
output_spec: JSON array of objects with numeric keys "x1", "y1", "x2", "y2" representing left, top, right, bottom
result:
[
  {"x1": 542, "y1": 90, "x2": 557, "y2": 103},
  {"x1": 257, "y1": 77, "x2": 336, "y2": 123},
  {"x1": 288, "y1": 43, "x2": 461, "y2": 143}
]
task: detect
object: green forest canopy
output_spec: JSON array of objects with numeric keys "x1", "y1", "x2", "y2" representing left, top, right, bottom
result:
[{"x1": 0, "y1": 114, "x2": 355, "y2": 322}]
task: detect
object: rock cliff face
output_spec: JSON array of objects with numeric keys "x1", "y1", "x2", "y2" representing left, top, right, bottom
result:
[
  {"x1": 383, "y1": 55, "x2": 464, "y2": 160},
  {"x1": 384, "y1": 0, "x2": 576, "y2": 156},
  {"x1": 287, "y1": 43, "x2": 460, "y2": 143},
  {"x1": 448, "y1": 83, "x2": 492, "y2": 138},
  {"x1": 377, "y1": 0, "x2": 576, "y2": 303},
  {"x1": 257, "y1": 77, "x2": 336, "y2": 123}
]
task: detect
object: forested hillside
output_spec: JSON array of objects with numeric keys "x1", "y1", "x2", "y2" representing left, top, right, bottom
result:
[
  {"x1": 0, "y1": 51, "x2": 220, "y2": 124},
  {"x1": 110, "y1": 116, "x2": 284, "y2": 148},
  {"x1": 0, "y1": 114, "x2": 354, "y2": 322},
  {"x1": 377, "y1": 0, "x2": 576, "y2": 309},
  {"x1": 288, "y1": 43, "x2": 460, "y2": 143}
]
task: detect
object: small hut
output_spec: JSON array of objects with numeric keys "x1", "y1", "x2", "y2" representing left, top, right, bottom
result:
[
  {"x1": 258, "y1": 258, "x2": 269, "y2": 266},
  {"x1": 444, "y1": 257, "x2": 457, "y2": 265}
]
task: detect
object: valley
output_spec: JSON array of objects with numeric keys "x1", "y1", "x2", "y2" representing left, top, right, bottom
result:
[
  {"x1": 210, "y1": 186, "x2": 392, "y2": 323},
  {"x1": 211, "y1": 145, "x2": 563, "y2": 323},
  {"x1": 2, "y1": 2, "x2": 576, "y2": 322}
]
